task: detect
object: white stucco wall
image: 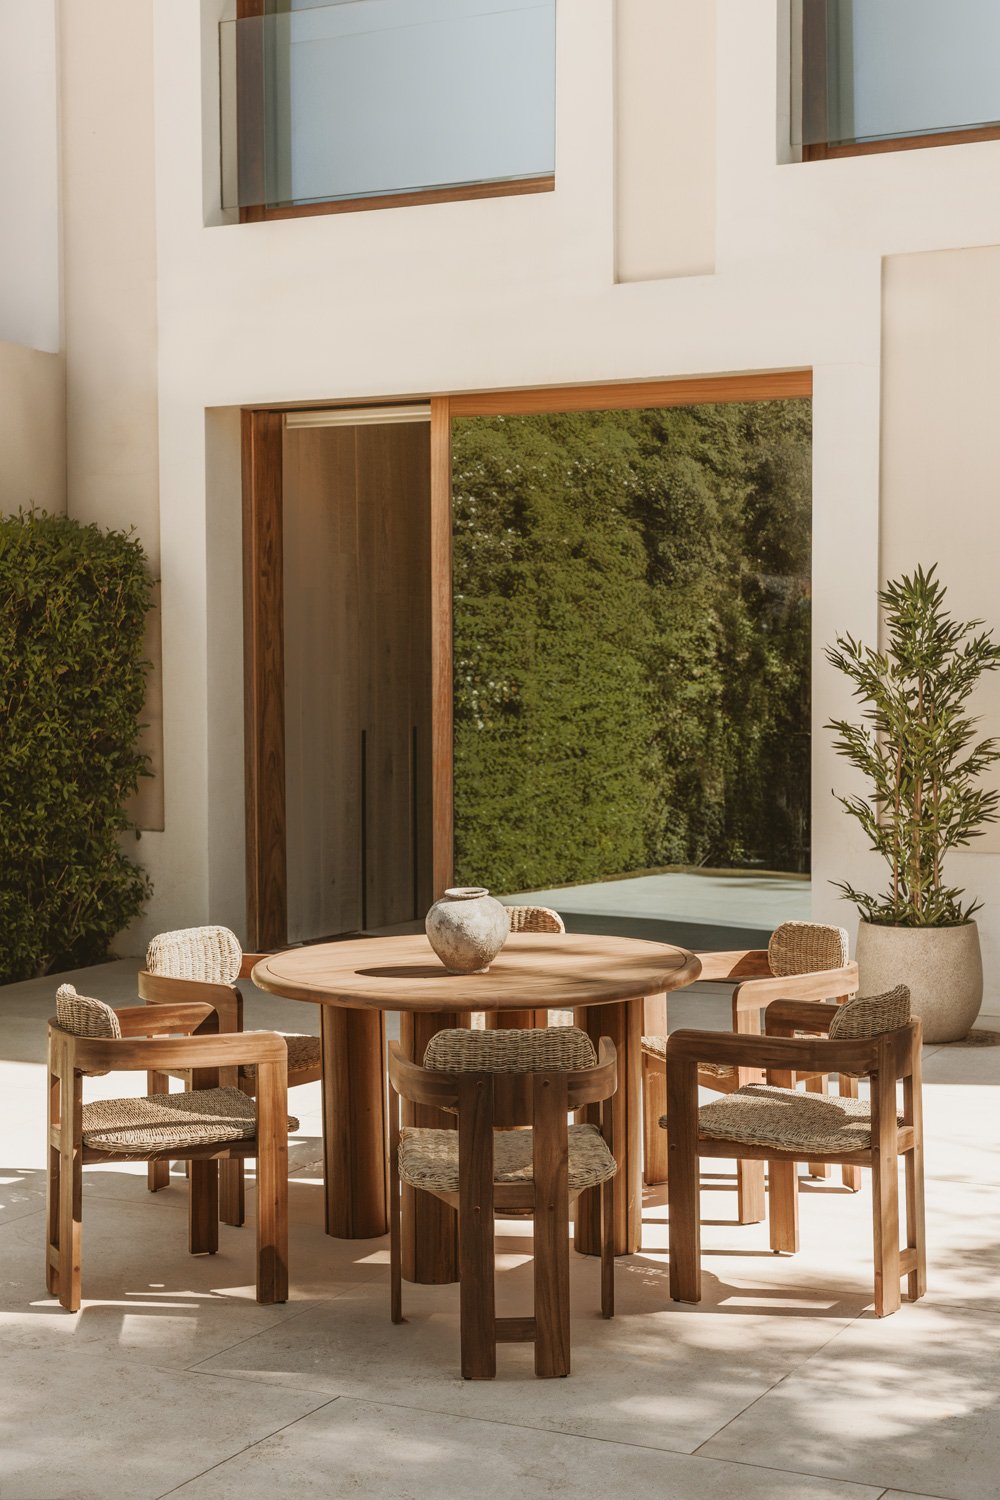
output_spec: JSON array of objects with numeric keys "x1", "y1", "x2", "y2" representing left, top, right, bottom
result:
[{"x1": 39, "y1": 0, "x2": 1000, "y2": 993}]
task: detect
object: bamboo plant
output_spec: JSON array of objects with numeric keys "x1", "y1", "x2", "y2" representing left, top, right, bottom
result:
[{"x1": 826, "y1": 565, "x2": 1000, "y2": 926}]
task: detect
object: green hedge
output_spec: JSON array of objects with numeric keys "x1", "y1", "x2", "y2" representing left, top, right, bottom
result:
[
  {"x1": 452, "y1": 404, "x2": 812, "y2": 892},
  {"x1": 0, "y1": 511, "x2": 153, "y2": 983}
]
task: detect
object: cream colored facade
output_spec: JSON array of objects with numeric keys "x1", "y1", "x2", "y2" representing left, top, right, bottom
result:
[{"x1": 3, "y1": 1, "x2": 1000, "y2": 988}]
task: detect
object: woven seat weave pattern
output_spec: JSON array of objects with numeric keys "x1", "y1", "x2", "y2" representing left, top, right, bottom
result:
[
  {"x1": 505, "y1": 905, "x2": 566, "y2": 934},
  {"x1": 424, "y1": 1025, "x2": 596, "y2": 1073},
  {"x1": 399, "y1": 1122, "x2": 616, "y2": 1192},
  {"x1": 767, "y1": 921, "x2": 850, "y2": 977},
  {"x1": 166, "y1": 1031, "x2": 321, "y2": 1085},
  {"x1": 688, "y1": 1083, "x2": 903, "y2": 1155},
  {"x1": 146, "y1": 925, "x2": 242, "y2": 986},
  {"x1": 82, "y1": 1086, "x2": 299, "y2": 1155}
]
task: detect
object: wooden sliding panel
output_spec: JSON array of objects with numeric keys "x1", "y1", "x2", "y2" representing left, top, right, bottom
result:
[
  {"x1": 430, "y1": 398, "x2": 454, "y2": 898},
  {"x1": 242, "y1": 408, "x2": 288, "y2": 950}
]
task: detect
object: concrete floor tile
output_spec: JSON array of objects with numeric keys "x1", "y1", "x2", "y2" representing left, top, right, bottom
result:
[
  {"x1": 166, "y1": 1394, "x2": 883, "y2": 1500},
  {"x1": 698, "y1": 1302, "x2": 1000, "y2": 1500},
  {"x1": 0, "y1": 1344, "x2": 331, "y2": 1500},
  {"x1": 190, "y1": 1258, "x2": 857, "y2": 1455}
]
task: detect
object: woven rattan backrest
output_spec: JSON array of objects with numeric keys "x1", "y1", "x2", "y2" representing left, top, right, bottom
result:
[
  {"x1": 828, "y1": 984, "x2": 910, "y2": 1041},
  {"x1": 768, "y1": 921, "x2": 849, "y2": 977},
  {"x1": 54, "y1": 985, "x2": 122, "y2": 1076},
  {"x1": 506, "y1": 905, "x2": 566, "y2": 935},
  {"x1": 424, "y1": 1025, "x2": 596, "y2": 1073},
  {"x1": 146, "y1": 925, "x2": 242, "y2": 986}
]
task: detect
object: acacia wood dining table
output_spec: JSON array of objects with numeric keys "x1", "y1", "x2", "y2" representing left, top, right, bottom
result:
[{"x1": 252, "y1": 931, "x2": 700, "y2": 1284}]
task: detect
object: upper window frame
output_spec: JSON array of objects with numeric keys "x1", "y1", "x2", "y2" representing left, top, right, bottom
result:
[
  {"x1": 800, "y1": 0, "x2": 1000, "y2": 161},
  {"x1": 234, "y1": 0, "x2": 556, "y2": 223}
]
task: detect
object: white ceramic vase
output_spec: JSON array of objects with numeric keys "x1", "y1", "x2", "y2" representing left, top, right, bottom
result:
[
  {"x1": 425, "y1": 887, "x2": 511, "y2": 974},
  {"x1": 855, "y1": 919, "x2": 983, "y2": 1044}
]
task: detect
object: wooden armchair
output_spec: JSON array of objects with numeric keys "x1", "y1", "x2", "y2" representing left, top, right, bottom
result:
[
  {"x1": 665, "y1": 985, "x2": 925, "y2": 1317},
  {"x1": 47, "y1": 984, "x2": 293, "y2": 1312},
  {"x1": 388, "y1": 1025, "x2": 616, "y2": 1379},
  {"x1": 139, "y1": 925, "x2": 321, "y2": 1226},
  {"x1": 642, "y1": 921, "x2": 859, "y2": 1221}
]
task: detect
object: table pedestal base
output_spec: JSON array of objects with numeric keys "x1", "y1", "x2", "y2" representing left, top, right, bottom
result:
[
  {"x1": 320, "y1": 1006, "x2": 389, "y2": 1239},
  {"x1": 573, "y1": 997, "x2": 643, "y2": 1257},
  {"x1": 399, "y1": 1008, "x2": 471, "y2": 1283}
]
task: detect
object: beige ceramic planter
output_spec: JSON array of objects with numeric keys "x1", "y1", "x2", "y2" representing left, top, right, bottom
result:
[{"x1": 856, "y1": 919, "x2": 983, "y2": 1044}]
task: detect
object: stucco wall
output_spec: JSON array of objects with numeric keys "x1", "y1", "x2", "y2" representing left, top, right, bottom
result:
[
  {"x1": 0, "y1": 343, "x2": 65, "y2": 515},
  {"x1": 39, "y1": 0, "x2": 1000, "y2": 992}
]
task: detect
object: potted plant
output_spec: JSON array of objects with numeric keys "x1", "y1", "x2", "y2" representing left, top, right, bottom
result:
[{"x1": 826, "y1": 565, "x2": 1000, "y2": 1042}]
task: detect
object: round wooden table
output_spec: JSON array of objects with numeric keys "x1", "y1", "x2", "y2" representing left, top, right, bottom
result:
[{"x1": 253, "y1": 932, "x2": 700, "y2": 1283}]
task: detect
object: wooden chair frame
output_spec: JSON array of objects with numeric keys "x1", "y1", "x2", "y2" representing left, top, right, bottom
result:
[
  {"x1": 46, "y1": 1000, "x2": 290, "y2": 1313},
  {"x1": 387, "y1": 1038, "x2": 617, "y2": 1379},
  {"x1": 138, "y1": 952, "x2": 319, "y2": 1227},
  {"x1": 643, "y1": 950, "x2": 859, "y2": 1224},
  {"x1": 665, "y1": 1000, "x2": 925, "y2": 1318}
]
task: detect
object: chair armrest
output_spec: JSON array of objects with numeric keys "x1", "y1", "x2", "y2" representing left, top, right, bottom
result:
[
  {"x1": 70, "y1": 1030, "x2": 289, "y2": 1074},
  {"x1": 732, "y1": 961, "x2": 858, "y2": 1016},
  {"x1": 114, "y1": 1002, "x2": 218, "y2": 1036},
  {"x1": 666, "y1": 1027, "x2": 877, "y2": 1077},
  {"x1": 694, "y1": 950, "x2": 770, "y2": 982},
  {"x1": 137, "y1": 971, "x2": 243, "y2": 1031},
  {"x1": 386, "y1": 1041, "x2": 460, "y2": 1109},
  {"x1": 567, "y1": 1037, "x2": 617, "y2": 1108},
  {"x1": 239, "y1": 953, "x2": 272, "y2": 980},
  {"x1": 764, "y1": 1000, "x2": 839, "y2": 1035}
]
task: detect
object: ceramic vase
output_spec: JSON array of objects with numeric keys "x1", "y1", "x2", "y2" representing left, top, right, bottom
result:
[
  {"x1": 856, "y1": 919, "x2": 983, "y2": 1043},
  {"x1": 425, "y1": 887, "x2": 510, "y2": 974}
]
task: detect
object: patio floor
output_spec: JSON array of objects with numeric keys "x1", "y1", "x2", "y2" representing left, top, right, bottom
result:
[{"x1": 1, "y1": 957, "x2": 998, "y2": 1500}]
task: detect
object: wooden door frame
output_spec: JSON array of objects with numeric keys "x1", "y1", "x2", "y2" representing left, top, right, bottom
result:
[{"x1": 243, "y1": 370, "x2": 812, "y2": 947}]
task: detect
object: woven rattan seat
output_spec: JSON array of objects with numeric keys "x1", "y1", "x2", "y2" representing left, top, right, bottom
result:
[
  {"x1": 424, "y1": 1024, "x2": 595, "y2": 1073},
  {"x1": 641, "y1": 1033, "x2": 735, "y2": 1082},
  {"x1": 164, "y1": 1031, "x2": 321, "y2": 1085},
  {"x1": 687, "y1": 1084, "x2": 903, "y2": 1155},
  {"x1": 399, "y1": 1121, "x2": 616, "y2": 1193},
  {"x1": 81, "y1": 1086, "x2": 299, "y2": 1154}
]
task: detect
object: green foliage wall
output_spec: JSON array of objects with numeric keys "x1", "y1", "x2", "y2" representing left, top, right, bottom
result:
[
  {"x1": 452, "y1": 403, "x2": 811, "y2": 893},
  {"x1": 0, "y1": 511, "x2": 153, "y2": 983}
]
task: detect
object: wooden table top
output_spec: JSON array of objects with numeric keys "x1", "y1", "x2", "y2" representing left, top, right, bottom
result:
[{"x1": 252, "y1": 932, "x2": 701, "y2": 1013}]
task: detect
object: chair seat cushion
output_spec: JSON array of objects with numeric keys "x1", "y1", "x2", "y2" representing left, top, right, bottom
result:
[
  {"x1": 689, "y1": 1083, "x2": 903, "y2": 1154},
  {"x1": 398, "y1": 1123, "x2": 617, "y2": 1193},
  {"x1": 82, "y1": 1087, "x2": 299, "y2": 1154},
  {"x1": 642, "y1": 1035, "x2": 736, "y2": 1085},
  {"x1": 164, "y1": 1032, "x2": 321, "y2": 1085}
]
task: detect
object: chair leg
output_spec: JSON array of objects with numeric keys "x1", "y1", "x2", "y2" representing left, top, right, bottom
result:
[
  {"x1": 48, "y1": 1049, "x2": 82, "y2": 1311},
  {"x1": 872, "y1": 1148, "x2": 901, "y2": 1317},
  {"x1": 188, "y1": 1160, "x2": 219, "y2": 1256},
  {"x1": 458, "y1": 1077, "x2": 496, "y2": 1379},
  {"x1": 642, "y1": 1054, "x2": 668, "y2": 1187},
  {"x1": 904, "y1": 1068, "x2": 926, "y2": 1303},
  {"x1": 600, "y1": 1172, "x2": 614, "y2": 1319},
  {"x1": 147, "y1": 1071, "x2": 171, "y2": 1193},
  {"x1": 533, "y1": 1078, "x2": 570, "y2": 1378},
  {"x1": 219, "y1": 1160, "x2": 245, "y2": 1228},
  {"x1": 736, "y1": 1159, "x2": 766, "y2": 1223},
  {"x1": 667, "y1": 1141, "x2": 701, "y2": 1304},
  {"x1": 839, "y1": 1075, "x2": 862, "y2": 1191},
  {"x1": 389, "y1": 1089, "x2": 403, "y2": 1325},
  {"x1": 804, "y1": 1076, "x2": 832, "y2": 1179},
  {"x1": 768, "y1": 1160, "x2": 799, "y2": 1254}
]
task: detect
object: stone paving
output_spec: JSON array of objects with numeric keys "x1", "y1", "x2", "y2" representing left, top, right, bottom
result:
[{"x1": 1, "y1": 956, "x2": 997, "y2": 1500}]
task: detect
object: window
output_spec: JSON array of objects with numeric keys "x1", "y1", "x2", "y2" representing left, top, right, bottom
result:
[
  {"x1": 797, "y1": 0, "x2": 1000, "y2": 159},
  {"x1": 222, "y1": 0, "x2": 556, "y2": 221}
]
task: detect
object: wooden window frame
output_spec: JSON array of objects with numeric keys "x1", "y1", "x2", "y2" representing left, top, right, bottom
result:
[
  {"x1": 234, "y1": 0, "x2": 554, "y2": 225},
  {"x1": 801, "y1": 0, "x2": 1000, "y2": 162},
  {"x1": 241, "y1": 370, "x2": 811, "y2": 946}
]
